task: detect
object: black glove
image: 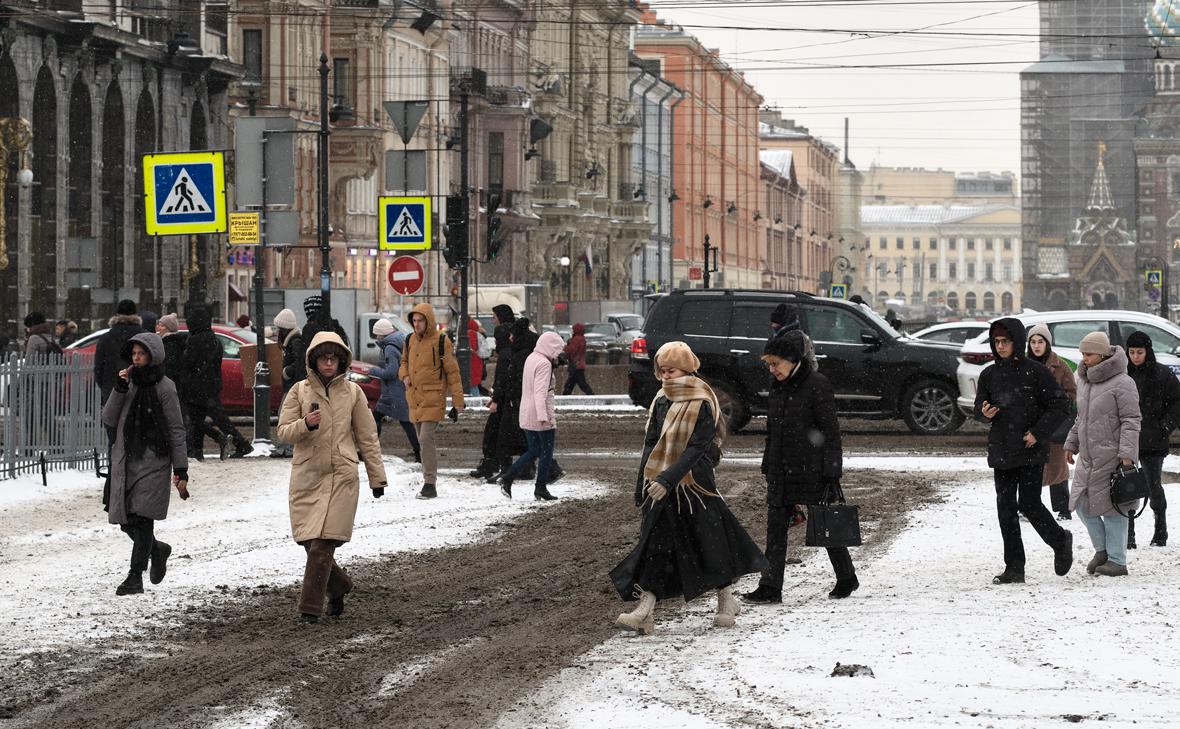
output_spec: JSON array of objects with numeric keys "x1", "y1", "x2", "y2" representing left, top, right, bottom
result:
[{"x1": 372, "y1": 485, "x2": 385, "y2": 498}]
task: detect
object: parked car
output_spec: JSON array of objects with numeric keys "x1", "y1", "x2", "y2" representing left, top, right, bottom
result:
[
  {"x1": 606, "y1": 313, "x2": 644, "y2": 345},
  {"x1": 910, "y1": 321, "x2": 991, "y2": 345},
  {"x1": 629, "y1": 289, "x2": 966, "y2": 435},
  {"x1": 955, "y1": 310, "x2": 1180, "y2": 416},
  {"x1": 68, "y1": 324, "x2": 380, "y2": 413}
]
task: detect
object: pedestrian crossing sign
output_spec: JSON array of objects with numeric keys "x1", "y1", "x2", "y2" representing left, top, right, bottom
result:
[
  {"x1": 143, "y1": 151, "x2": 227, "y2": 235},
  {"x1": 829, "y1": 283, "x2": 848, "y2": 299},
  {"x1": 379, "y1": 196, "x2": 432, "y2": 250},
  {"x1": 1146, "y1": 269, "x2": 1163, "y2": 286}
]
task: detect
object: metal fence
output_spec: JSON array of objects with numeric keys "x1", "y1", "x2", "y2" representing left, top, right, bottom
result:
[{"x1": 0, "y1": 351, "x2": 105, "y2": 482}]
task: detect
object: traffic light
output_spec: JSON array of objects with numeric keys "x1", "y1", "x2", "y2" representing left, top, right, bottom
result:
[
  {"x1": 443, "y1": 194, "x2": 467, "y2": 270},
  {"x1": 486, "y1": 193, "x2": 504, "y2": 260}
]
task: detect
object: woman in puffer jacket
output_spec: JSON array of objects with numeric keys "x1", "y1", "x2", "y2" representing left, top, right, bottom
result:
[
  {"x1": 1026, "y1": 323, "x2": 1077, "y2": 520},
  {"x1": 1064, "y1": 331, "x2": 1141, "y2": 577}
]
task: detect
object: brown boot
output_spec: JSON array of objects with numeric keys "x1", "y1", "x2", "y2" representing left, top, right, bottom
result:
[
  {"x1": 1086, "y1": 550, "x2": 1108, "y2": 574},
  {"x1": 616, "y1": 590, "x2": 656, "y2": 635},
  {"x1": 714, "y1": 586, "x2": 741, "y2": 628}
]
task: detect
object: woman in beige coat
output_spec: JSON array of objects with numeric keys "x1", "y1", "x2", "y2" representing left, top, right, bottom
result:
[{"x1": 277, "y1": 332, "x2": 388, "y2": 623}]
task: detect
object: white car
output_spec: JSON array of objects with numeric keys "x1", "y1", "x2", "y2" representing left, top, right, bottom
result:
[
  {"x1": 910, "y1": 321, "x2": 991, "y2": 345},
  {"x1": 956, "y1": 310, "x2": 1180, "y2": 416}
]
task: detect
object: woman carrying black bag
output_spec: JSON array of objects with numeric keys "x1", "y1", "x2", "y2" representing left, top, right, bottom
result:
[
  {"x1": 742, "y1": 330, "x2": 858, "y2": 604},
  {"x1": 610, "y1": 341, "x2": 766, "y2": 634}
]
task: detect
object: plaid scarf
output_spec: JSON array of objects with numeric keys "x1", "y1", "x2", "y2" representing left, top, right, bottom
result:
[{"x1": 642, "y1": 375, "x2": 721, "y2": 492}]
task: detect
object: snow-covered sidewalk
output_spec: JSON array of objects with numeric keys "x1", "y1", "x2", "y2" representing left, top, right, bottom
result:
[
  {"x1": 498, "y1": 456, "x2": 1180, "y2": 729},
  {"x1": 0, "y1": 456, "x2": 605, "y2": 655}
]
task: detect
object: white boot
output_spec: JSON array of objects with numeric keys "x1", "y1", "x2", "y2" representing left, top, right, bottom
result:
[
  {"x1": 616, "y1": 590, "x2": 657, "y2": 635},
  {"x1": 714, "y1": 586, "x2": 741, "y2": 628}
]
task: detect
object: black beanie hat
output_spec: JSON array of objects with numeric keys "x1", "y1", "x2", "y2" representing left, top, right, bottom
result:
[
  {"x1": 23, "y1": 311, "x2": 45, "y2": 327},
  {"x1": 771, "y1": 303, "x2": 799, "y2": 326},
  {"x1": 116, "y1": 299, "x2": 137, "y2": 316},
  {"x1": 1126, "y1": 330, "x2": 1153, "y2": 352},
  {"x1": 492, "y1": 304, "x2": 516, "y2": 324},
  {"x1": 303, "y1": 295, "x2": 323, "y2": 318},
  {"x1": 764, "y1": 329, "x2": 807, "y2": 362}
]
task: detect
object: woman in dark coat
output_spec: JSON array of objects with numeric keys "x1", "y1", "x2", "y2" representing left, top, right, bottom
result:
[
  {"x1": 1027, "y1": 323, "x2": 1077, "y2": 520},
  {"x1": 102, "y1": 332, "x2": 189, "y2": 596},
  {"x1": 487, "y1": 318, "x2": 536, "y2": 482},
  {"x1": 1126, "y1": 330, "x2": 1180, "y2": 547},
  {"x1": 610, "y1": 341, "x2": 766, "y2": 634},
  {"x1": 743, "y1": 330, "x2": 858, "y2": 604}
]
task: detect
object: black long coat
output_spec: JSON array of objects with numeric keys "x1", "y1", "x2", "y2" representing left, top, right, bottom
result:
[
  {"x1": 1128, "y1": 348, "x2": 1180, "y2": 457},
  {"x1": 611, "y1": 398, "x2": 767, "y2": 602},
  {"x1": 973, "y1": 317, "x2": 1069, "y2": 470},
  {"x1": 493, "y1": 328, "x2": 536, "y2": 458},
  {"x1": 93, "y1": 314, "x2": 143, "y2": 402},
  {"x1": 180, "y1": 307, "x2": 222, "y2": 405},
  {"x1": 161, "y1": 331, "x2": 189, "y2": 388},
  {"x1": 762, "y1": 359, "x2": 842, "y2": 507}
]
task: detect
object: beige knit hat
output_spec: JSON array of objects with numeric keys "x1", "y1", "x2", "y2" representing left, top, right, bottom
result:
[
  {"x1": 372, "y1": 318, "x2": 395, "y2": 337},
  {"x1": 273, "y1": 308, "x2": 297, "y2": 330},
  {"x1": 158, "y1": 313, "x2": 179, "y2": 333},
  {"x1": 653, "y1": 341, "x2": 700, "y2": 373},
  {"x1": 1078, "y1": 330, "x2": 1111, "y2": 356}
]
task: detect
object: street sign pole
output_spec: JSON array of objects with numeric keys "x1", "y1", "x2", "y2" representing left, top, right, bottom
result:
[
  {"x1": 318, "y1": 53, "x2": 332, "y2": 319},
  {"x1": 252, "y1": 111, "x2": 270, "y2": 445},
  {"x1": 456, "y1": 87, "x2": 472, "y2": 393}
]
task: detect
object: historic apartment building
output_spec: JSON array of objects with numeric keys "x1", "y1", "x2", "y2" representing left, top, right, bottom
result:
[
  {"x1": 757, "y1": 150, "x2": 805, "y2": 290},
  {"x1": 0, "y1": 0, "x2": 239, "y2": 331},
  {"x1": 859, "y1": 204, "x2": 1022, "y2": 316},
  {"x1": 635, "y1": 11, "x2": 763, "y2": 290}
]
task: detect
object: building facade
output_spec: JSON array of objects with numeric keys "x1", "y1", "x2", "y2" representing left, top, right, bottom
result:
[
  {"x1": 757, "y1": 150, "x2": 804, "y2": 290},
  {"x1": 860, "y1": 204, "x2": 1023, "y2": 316},
  {"x1": 0, "y1": 0, "x2": 239, "y2": 332},
  {"x1": 635, "y1": 13, "x2": 763, "y2": 291}
]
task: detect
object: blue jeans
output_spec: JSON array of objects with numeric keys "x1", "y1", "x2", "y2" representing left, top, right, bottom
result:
[
  {"x1": 1076, "y1": 501, "x2": 1129, "y2": 566},
  {"x1": 504, "y1": 429, "x2": 555, "y2": 487}
]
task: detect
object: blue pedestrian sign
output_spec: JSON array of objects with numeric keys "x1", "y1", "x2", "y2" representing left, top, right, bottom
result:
[
  {"x1": 143, "y1": 151, "x2": 227, "y2": 235},
  {"x1": 379, "y1": 196, "x2": 432, "y2": 251},
  {"x1": 1146, "y1": 269, "x2": 1163, "y2": 286},
  {"x1": 829, "y1": 283, "x2": 848, "y2": 299}
]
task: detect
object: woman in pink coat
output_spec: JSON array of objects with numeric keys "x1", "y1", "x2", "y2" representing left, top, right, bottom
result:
[{"x1": 497, "y1": 331, "x2": 564, "y2": 501}]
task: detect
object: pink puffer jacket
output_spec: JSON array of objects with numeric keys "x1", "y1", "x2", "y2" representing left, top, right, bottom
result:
[{"x1": 519, "y1": 332, "x2": 564, "y2": 431}]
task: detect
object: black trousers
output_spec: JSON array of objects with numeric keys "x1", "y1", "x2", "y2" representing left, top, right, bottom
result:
[
  {"x1": 759, "y1": 503, "x2": 854, "y2": 591},
  {"x1": 373, "y1": 410, "x2": 421, "y2": 454},
  {"x1": 561, "y1": 367, "x2": 594, "y2": 396},
  {"x1": 481, "y1": 406, "x2": 503, "y2": 462},
  {"x1": 995, "y1": 464, "x2": 1067, "y2": 572},
  {"x1": 120, "y1": 514, "x2": 156, "y2": 573},
  {"x1": 187, "y1": 397, "x2": 247, "y2": 453},
  {"x1": 1129, "y1": 454, "x2": 1168, "y2": 542}
]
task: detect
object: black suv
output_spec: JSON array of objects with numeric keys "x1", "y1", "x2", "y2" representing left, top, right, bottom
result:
[{"x1": 628, "y1": 289, "x2": 966, "y2": 435}]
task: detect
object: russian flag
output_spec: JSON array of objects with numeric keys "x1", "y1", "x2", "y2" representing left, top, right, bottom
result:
[{"x1": 579, "y1": 240, "x2": 593, "y2": 278}]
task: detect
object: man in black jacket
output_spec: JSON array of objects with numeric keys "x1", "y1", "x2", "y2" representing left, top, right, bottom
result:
[
  {"x1": 1126, "y1": 330, "x2": 1180, "y2": 547},
  {"x1": 470, "y1": 304, "x2": 515, "y2": 478},
  {"x1": 94, "y1": 299, "x2": 143, "y2": 404},
  {"x1": 974, "y1": 317, "x2": 1073, "y2": 584},
  {"x1": 181, "y1": 304, "x2": 251, "y2": 460}
]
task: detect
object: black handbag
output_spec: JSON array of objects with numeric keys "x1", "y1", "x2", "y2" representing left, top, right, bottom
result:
[
  {"x1": 1110, "y1": 464, "x2": 1149, "y2": 518},
  {"x1": 805, "y1": 482, "x2": 862, "y2": 548}
]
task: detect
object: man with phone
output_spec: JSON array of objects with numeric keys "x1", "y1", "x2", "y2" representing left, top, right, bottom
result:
[{"x1": 974, "y1": 318, "x2": 1072, "y2": 585}]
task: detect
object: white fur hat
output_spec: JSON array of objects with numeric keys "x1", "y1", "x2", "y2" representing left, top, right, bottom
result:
[{"x1": 274, "y1": 308, "x2": 297, "y2": 330}]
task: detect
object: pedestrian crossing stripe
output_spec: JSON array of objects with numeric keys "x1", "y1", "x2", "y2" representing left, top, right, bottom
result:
[
  {"x1": 378, "y1": 196, "x2": 432, "y2": 250},
  {"x1": 143, "y1": 151, "x2": 227, "y2": 235}
]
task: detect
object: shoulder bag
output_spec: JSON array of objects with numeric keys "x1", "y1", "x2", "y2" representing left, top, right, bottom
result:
[
  {"x1": 805, "y1": 482, "x2": 863, "y2": 548},
  {"x1": 1110, "y1": 463, "x2": 1150, "y2": 518}
]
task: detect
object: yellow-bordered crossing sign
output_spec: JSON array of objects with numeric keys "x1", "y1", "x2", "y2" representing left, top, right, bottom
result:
[
  {"x1": 143, "y1": 151, "x2": 227, "y2": 235},
  {"x1": 379, "y1": 196, "x2": 432, "y2": 250}
]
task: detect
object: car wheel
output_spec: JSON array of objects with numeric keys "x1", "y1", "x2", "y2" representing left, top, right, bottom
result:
[
  {"x1": 709, "y1": 379, "x2": 751, "y2": 433},
  {"x1": 901, "y1": 379, "x2": 965, "y2": 435}
]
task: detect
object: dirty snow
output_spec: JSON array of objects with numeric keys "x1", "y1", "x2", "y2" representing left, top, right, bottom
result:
[
  {"x1": 498, "y1": 456, "x2": 1180, "y2": 729},
  {"x1": 0, "y1": 456, "x2": 605, "y2": 656}
]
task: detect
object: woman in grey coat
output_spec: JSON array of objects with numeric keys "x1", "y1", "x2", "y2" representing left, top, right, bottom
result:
[
  {"x1": 369, "y1": 319, "x2": 420, "y2": 461},
  {"x1": 102, "y1": 332, "x2": 189, "y2": 595},
  {"x1": 1064, "y1": 331, "x2": 1141, "y2": 577}
]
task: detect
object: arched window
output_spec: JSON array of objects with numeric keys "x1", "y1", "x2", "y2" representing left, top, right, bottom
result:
[
  {"x1": 927, "y1": 291, "x2": 939, "y2": 306},
  {"x1": 965, "y1": 291, "x2": 977, "y2": 313},
  {"x1": 1048, "y1": 290, "x2": 1068, "y2": 310},
  {"x1": 1001, "y1": 291, "x2": 1014, "y2": 313},
  {"x1": 983, "y1": 292, "x2": 996, "y2": 313},
  {"x1": 877, "y1": 290, "x2": 889, "y2": 305},
  {"x1": 894, "y1": 291, "x2": 906, "y2": 304},
  {"x1": 947, "y1": 292, "x2": 959, "y2": 311}
]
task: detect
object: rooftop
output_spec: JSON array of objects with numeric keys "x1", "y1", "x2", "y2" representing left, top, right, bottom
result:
[{"x1": 860, "y1": 204, "x2": 1018, "y2": 226}]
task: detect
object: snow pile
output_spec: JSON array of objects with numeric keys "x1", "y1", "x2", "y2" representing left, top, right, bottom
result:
[
  {"x1": 0, "y1": 456, "x2": 605, "y2": 655},
  {"x1": 499, "y1": 457, "x2": 1180, "y2": 729}
]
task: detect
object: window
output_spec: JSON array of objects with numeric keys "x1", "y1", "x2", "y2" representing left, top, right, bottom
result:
[
  {"x1": 929, "y1": 262, "x2": 937, "y2": 279},
  {"x1": 804, "y1": 306, "x2": 865, "y2": 344},
  {"x1": 242, "y1": 29, "x2": 263, "y2": 83},
  {"x1": 985, "y1": 263, "x2": 994, "y2": 282},
  {"x1": 967, "y1": 238, "x2": 975, "y2": 251},
  {"x1": 985, "y1": 238, "x2": 994, "y2": 251},
  {"x1": 1049, "y1": 321, "x2": 1108, "y2": 348},
  {"x1": 1118, "y1": 322, "x2": 1180, "y2": 353},
  {"x1": 929, "y1": 237, "x2": 938, "y2": 250},
  {"x1": 1004, "y1": 238, "x2": 1013, "y2": 251},
  {"x1": 731, "y1": 304, "x2": 782, "y2": 339},
  {"x1": 965, "y1": 292, "x2": 977, "y2": 312},
  {"x1": 676, "y1": 300, "x2": 732, "y2": 337},
  {"x1": 967, "y1": 262, "x2": 976, "y2": 280},
  {"x1": 912, "y1": 237, "x2": 920, "y2": 250},
  {"x1": 983, "y1": 292, "x2": 995, "y2": 312},
  {"x1": 879, "y1": 237, "x2": 887, "y2": 250},
  {"x1": 949, "y1": 262, "x2": 957, "y2": 279},
  {"x1": 1001, "y1": 291, "x2": 1014, "y2": 312},
  {"x1": 947, "y1": 292, "x2": 959, "y2": 310},
  {"x1": 896, "y1": 237, "x2": 903, "y2": 249},
  {"x1": 332, "y1": 57, "x2": 351, "y2": 108},
  {"x1": 1002, "y1": 263, "x2": 1012, "y2": 282},
  {"x1": 949, "y1": 237, "x2": 957, "y2": 250},
  {"x1": 488, "y1": 132, "x2": 504, "y2": 195},
  {"x1": 216, "y1": 334, "x2": 242, "y2": 359}
]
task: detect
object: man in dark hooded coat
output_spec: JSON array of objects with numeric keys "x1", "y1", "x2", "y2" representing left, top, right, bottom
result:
[
  {"x1": 94, "y1": 299, "x2": 144, "y2": 404},
  {"x1": 181, "y1": 304, "x2": 252, "y2": 460},
  {"x1": 470, "y1": 305, "x2": 516, "y2": 478}
]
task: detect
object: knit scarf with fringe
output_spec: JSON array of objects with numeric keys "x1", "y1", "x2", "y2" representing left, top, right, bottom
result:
[{"x1": 642, "y1": 375, "x2": 721, "y2": 496}]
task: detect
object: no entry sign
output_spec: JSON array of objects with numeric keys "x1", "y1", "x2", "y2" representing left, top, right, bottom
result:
[{"x1": 388, "y1": 255, "x2": 425, "y2": 296}]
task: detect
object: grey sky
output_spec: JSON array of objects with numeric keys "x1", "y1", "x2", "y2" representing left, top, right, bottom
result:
[{"x1": 658, "y1": 1, "x2": 1041, "y2": 176}]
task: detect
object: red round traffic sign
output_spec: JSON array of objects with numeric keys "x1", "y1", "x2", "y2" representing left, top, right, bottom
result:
[{"x1": 388, "y1": 255, "x2": 425, "y2": 296}]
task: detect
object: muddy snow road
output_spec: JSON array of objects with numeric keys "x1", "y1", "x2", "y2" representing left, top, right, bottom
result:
[{"x1": 2, "y1": 415, "x2": 957, "y2": 728}]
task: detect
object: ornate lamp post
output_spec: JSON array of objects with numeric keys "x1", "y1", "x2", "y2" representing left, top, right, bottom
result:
[{"x1": 0, "y1": 117, "x2": 33, "y2": 270}]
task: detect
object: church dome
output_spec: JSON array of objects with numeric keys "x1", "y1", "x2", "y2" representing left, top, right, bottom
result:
[{"x1": 1147, "y1": 0, "x2": 1180, "y2": 45}]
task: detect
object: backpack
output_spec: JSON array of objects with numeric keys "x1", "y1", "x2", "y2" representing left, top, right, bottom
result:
[
  {"x1": 476, "y1": 332, "x2": 494, "y2": 360},
  {"x1": 405, "y1": 332, "x2": 447, "y2": 380}
]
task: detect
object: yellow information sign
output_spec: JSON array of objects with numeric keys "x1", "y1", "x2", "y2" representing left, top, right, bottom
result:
[
  {"x1": 142, "y1": 151, "x2": 227, "y2": 235},
  {"x1": 229, "y1": 212, "x2": 261, "y2": 245}
]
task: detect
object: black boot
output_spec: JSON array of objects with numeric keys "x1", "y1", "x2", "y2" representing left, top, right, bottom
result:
[
  {"x1": 545, "y1": 462, "x2": 565, "y2": 486},
  {"x1": 469, "y1": 459, "x2": 495, "y2": 479},
  {"x1": 739, "y1": 585, "x2": 782, "y2": 604},
  {"x1": 149, "y1": 541, "x2": 172, "y2": 585},
  {"x1": 416, "y1": 482, "x2": 437, "y2": 500},
  {"x1": 1053, "y1": 530, "x2": 1074, "y2": 575},
  {"x1": 230, "y1": 440, "x2": 253, "y2": 458},
  {"x1": 1152, "y1": 511, "x2": 1167, "y2": 547},
  {"x1": 828, "y1": 576, "x2": 859, "y2": 599},
  {"x1": 992, "y1": 568, "x2": 1025, "y2": 584},
  {"x1": 116, "y1": 570, "x2": 144, "y2": 595},
  {"x1": 219, "y1": 436, "x2": 232, "y2": 461},
  {"x1": 498, "y1": 475, "x2": 513, "y2": 499},
  {"x1": 534, "y1": 486, "x2": 558, "y2": 501}
]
